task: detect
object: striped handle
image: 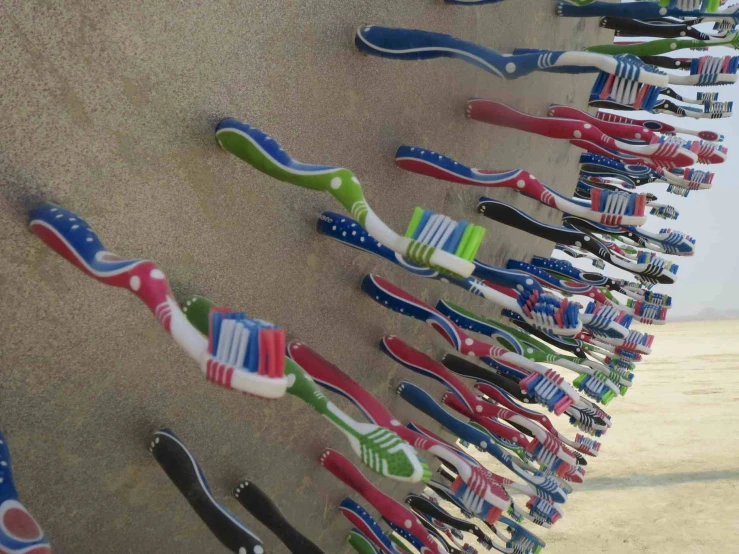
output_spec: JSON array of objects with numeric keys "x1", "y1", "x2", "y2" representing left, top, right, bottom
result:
[
  {"x1": 150, "y1": 430, "x2": 263, "y2": 553},
  {"x1": 506, "y1": 260, "x2": 610, "y2": 303},
  {"x1": 441, "y1": 354, "x2": 530, "y2": 400},
  {"x1": 405, "y1": 494, "x2": 482, "y2": 537},
  {"x1": 557, "y1": 1, "x2": 666, "y2": 18},
  {"x1": 233, "y1": 480, "x2": 324, "y2": 554},
  {"x1": 601, "y1": 16, "x2": 712, "y2": 40}
]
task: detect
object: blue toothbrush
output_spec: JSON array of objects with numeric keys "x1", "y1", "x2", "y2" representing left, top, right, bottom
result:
[
  {"x1": 0, "y1": 431, "x2": 50, "y2": 554},
  {"x1": 355, "y1": 26, "x2": 668, "y2": 86}
]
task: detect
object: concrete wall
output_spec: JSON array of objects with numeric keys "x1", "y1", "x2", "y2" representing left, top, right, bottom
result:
[{"x1": 0, "y1": 1, "x2": 610, "y2": 552}]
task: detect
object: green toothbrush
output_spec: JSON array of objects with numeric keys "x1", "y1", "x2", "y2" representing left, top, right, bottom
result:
[
  {"x1": 181, "y1": 295, "x2": 430, "y2": 484},
  {"x1": 586, "y1": 33, "x2": 739, "y2": 56}
]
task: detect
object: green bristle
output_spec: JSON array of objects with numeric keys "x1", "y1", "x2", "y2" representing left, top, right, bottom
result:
[
  {"x1": 404, "y1": 206, "x2": 425, "y2": 239},
  {"x1": 602, "y1": 390, "x2": 616, "y2": 405},
  {"x1": 573, "y1": 374, "x2": 587, "y2": 388},
  {"x1": 458, "y1": 224, "x2": 486, "y2": 261},
  {"x1": 620, "y1": 384, "x2": 629, "y2": 396}
]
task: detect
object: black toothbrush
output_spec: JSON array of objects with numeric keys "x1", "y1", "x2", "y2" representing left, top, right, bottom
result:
[
  {"x1": 150, "y1": 429, "x2": 264, "y2": 553},
  {"x1": 233, "y1": 480, "x2": 325, "y2": 554}
]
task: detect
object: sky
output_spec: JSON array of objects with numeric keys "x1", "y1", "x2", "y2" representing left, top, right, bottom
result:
[{"x1": 552, "y1": 27, "x2": 739, "y2": 320}]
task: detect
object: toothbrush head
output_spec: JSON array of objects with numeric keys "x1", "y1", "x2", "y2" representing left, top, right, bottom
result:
[
  {"x1": 405, "y1": 207, "x2": 486, "y2": 276},
  {"x1": 581, "y1": 301, "x2": 632, "y2": 339}
]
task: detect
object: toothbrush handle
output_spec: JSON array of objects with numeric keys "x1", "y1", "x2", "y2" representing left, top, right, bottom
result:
[
  {"x1": 548, "y1": 105, "x2": 656, "y2": 143},
  {"x1": 474, "y1": 383, "x2": 558, "y2": 434},
  {"x1": 361, "y1": 274, "x2": 466, "y2": 346},
  {"x1": 467, "y1": 100, "x2": 619, "y2": 151},
  {"x1": 381, "y1": 335, "x2": 529, "y2": 445},
  {"x1": 283, "y1": 358, "x2": 331, "y2": 414},
  {"x1": 472, "y1": 258, "x2": 545, "y2": 293},
  {"x1": 287, "y1": 342, "x2": 395, "y2": 427},
  {"x1": 0, "y1": 432, "x2": 50, "y2": 554},
  {"x1": 442, "y1": 393, "x2": 527, "y2": 445},
  {"x1": 150, "y1": 430, "x2": 263, "y2": 554},
  {"x1": 478, "y1": 197, "x2": 603, "y2": 256},
  {"x1": 557, "y1": 1, "x2": 664, "y2": 18},
  {"x1": 600, "y1": 16, "x2": 712, "y2": 41},
  {"x1": 585, "y1": 37, "x2": 700, "y2": 56},
  {"x1": 321, "y1": 449, "x2": 443, "y2": 554},
  {"x1": 233, "y1": 481, "x2": 324, "y2": 554},
  {"x1": 396, "y1": 381, "x2": 508, "y2": 461},
  {"x1": 29, "y1": 204, "x2": 173, "y2": 325},
  {"x1": 355, "y1": 25, "x2": 545, "y2": 79},
  {"x1": 405, "y1": 494, "x2": 483, "y2": 538},
  {"x1": 380, "y1": 334, "x2": 481, "y2": 408},
  {"x1": 395, "y1": 144, "x2": 537, "y2": 192},
  {"x1": 316, "y1": 212, "x2": 437, "y2": 277},
  {"x1": 348, "y1": 530, "x2": 385, "y2": 554},
  {"x1": 441, "y1": 354, "x2": 530, "y2": 402},
  {"x1": 340, "y1": 498, "x2": 401, "y2": 554}
]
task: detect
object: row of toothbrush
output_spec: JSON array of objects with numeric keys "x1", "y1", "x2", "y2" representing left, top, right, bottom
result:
[{"x1": 6, "y1": 3, "x2": 733, "y2": 553}]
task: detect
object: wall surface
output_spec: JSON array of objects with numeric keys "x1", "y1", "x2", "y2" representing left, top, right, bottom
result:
[{"x1": 0, "y1": 1, "x2": 610, "y2": 552}]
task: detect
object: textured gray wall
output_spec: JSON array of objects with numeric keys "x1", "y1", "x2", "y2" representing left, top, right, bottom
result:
[{"x1": 0, "y1": 1, "x2": 610, "y2": 552}]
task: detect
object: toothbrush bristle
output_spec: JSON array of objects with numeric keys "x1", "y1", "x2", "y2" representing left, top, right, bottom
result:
[
  {"x1": 590, "y1": 189, "x2": 646, "y2": 225},
  {"x1": 518, "y1": 290, "x2": 580, "y2": 332},
  {"x1": 207, "y1": 309, "x2": 286, "y2": 386},
  {"x1": 405, "y1": 207, "x2": 485, "y2": 271}
]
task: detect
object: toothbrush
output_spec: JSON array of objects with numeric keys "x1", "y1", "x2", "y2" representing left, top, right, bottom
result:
[
  {"x1": 477, "y1": 197, "x2": 679, "y2": 285},
  {"x1": 465, "y1": 100, "x2": 698, "y2": 168},
  {"x1": 362, "y1": 273, "x2": 582, "y2": 414},
  {"x1": 440, "y1": 354, "x2": 611, "y2": 437},
  {"x1": 549, "y1": 105, "x2": 728, "y2": 164},
  {"x1": 547, "y1": 104, "x2": 659, "y2": 143},
  {"x1": 317, "y1": 212, "x2": 583, "y2": 337},
  {"x1": 584, "y1": 33, "x2": 739, "y2": 57},
  {"x1": 215, "y1": 119, "x2": 484, "y2": 278},
  {"x1": 578, "y1": 153, "x2": 664, "y2": 188},
  {"x1": 341, "y1": 498, "x2": 404, "y2": 554},
  {"x1": 0, "y1": 431, "x2": 50, "y2": 554},
  {"x1": 437, "y1": 301, "x2": 630, "y2": 403},
  {"x1": 485, "y1": 516, "x2": 546, "y2": 554},
  {"x1": 380, "y1": 334, "x2": 583, "y2": 477},
  {"x1": 588, "y1": 71, "x2": 735, "y2": 120},
  {"x1": 515, "y1": 45, "x2": 736, "y2": 86},
  {"x1": 288, "y1": 340, "x2": 512, "y2": 523},
  {"x1": 396, "y1": 381, "x2": 568, "y2": 504},
  {"x1": 558, "y1": 0, "x2": 732, "y2": 21},
  {"x1": 638, "y1": 54, "x2": 731, "y2": 71},
  {"x1": 406, "y1": 494, "x2": 495, "y2": 550},
  {"x1": 28, "y1": 203, "x2": 288, "y2": 399},
  {"x1": 507, "y1": 259, "x2": 667, "y2": 325},
  {"x1": 594, "y1": 112, "x2": 724, "y2": 142},
  {"x1": 320, "y1": 449, "x2": 448, "y2": 554},
  {"x1": 648, "y1": 203, "x2": 679, "y2": 220},
  {"x1": 555, "y1": 245, "x2": 607, "y2": 269},
  {"x1": 426, "y1": 479, "x2": 476, "y2": 519},
  {"x1": 233, "y1": 481, "x2": 325, "y2": 553},
  {"x1": 436, "y1": 464, "x2": 559, "y2": 543},
  {"x1": 149, "y1": 429, "x2": 264, "y2": 553},
  {"x1": 408, "y1": 510, "x2": 465, "y2": 554},
  {"x1": 394, "y1": 145, "x2": 649, "y2": 226},
  {"x1": 348, "y1": 529, "x2": 389, "y2": 554},
  {"x1": 562, "y1": 215, "x2": 696, "y2": 257},
  {"x1": 599, "y1": 16, "x2": 722, "y2": 40},
  {"x1": 354, "y1": 25, "x2": 668, "y2": 86}
]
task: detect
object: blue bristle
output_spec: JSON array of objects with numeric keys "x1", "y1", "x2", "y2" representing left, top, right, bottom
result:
[
  {"x1": 444, "y1": 220, "x2": 468, "y2": 254},
  {"x1": 411, "y1": 209, "x2": 432, "y2": 240}
]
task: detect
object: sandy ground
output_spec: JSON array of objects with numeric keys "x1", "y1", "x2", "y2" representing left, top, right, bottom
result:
[{"x1": 0, "y1": 1, "x2": 613, "y2": 552}]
